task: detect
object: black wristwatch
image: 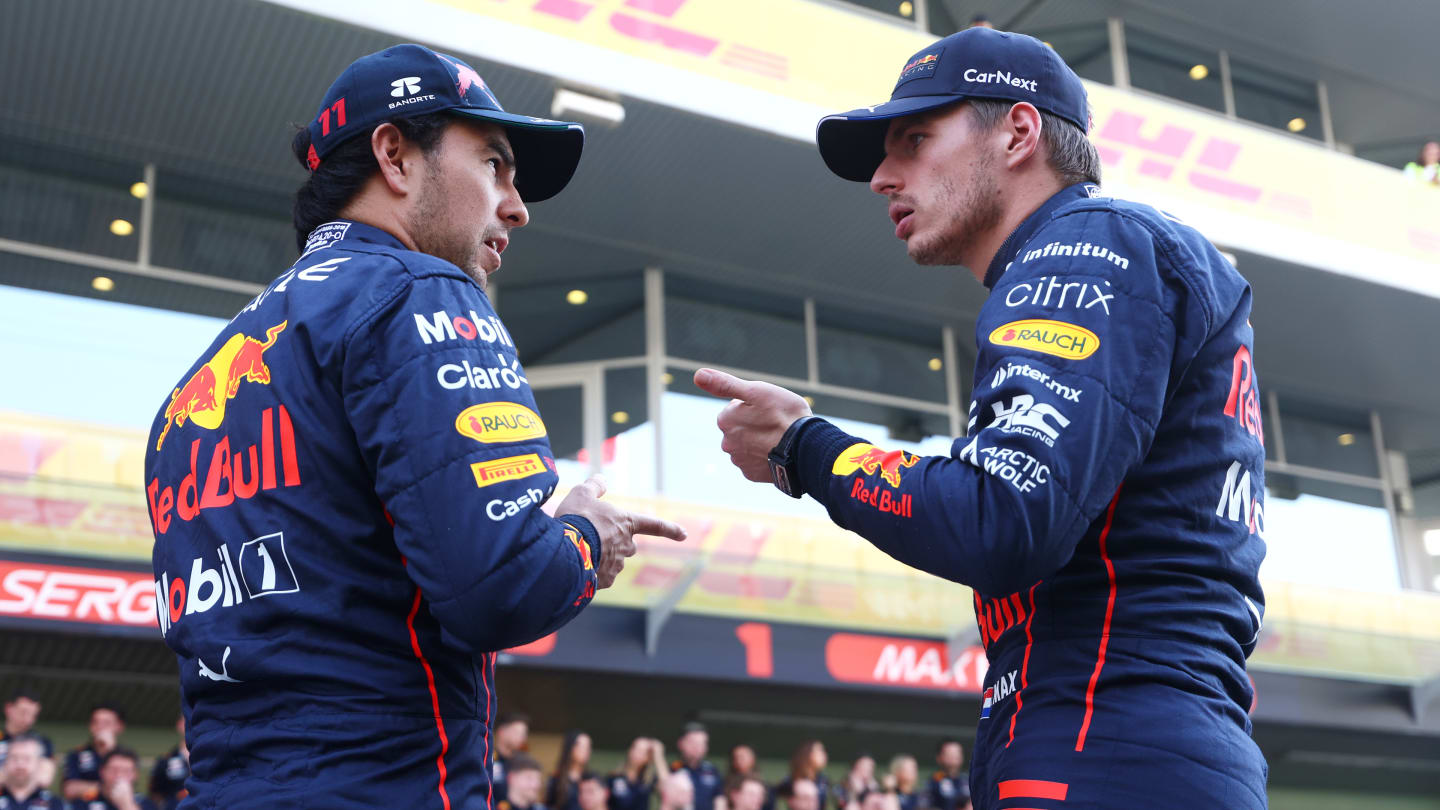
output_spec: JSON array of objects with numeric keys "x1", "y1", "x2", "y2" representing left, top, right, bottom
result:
[{"x1": 768, "y1": 416, "x2": 822, "y2": 498}]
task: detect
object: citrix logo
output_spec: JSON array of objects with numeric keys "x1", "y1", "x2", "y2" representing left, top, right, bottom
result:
[{"x1": 391, "y1": 76, "x2": 422, "y2": 97}]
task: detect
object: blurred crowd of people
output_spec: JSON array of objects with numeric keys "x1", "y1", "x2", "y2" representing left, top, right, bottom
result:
[
  {"x1": 0, "y1": 693, "x2": 971, "y2": 810},
  {"x1": 494, "y1": 718, "x2": 973, "y2": 810},
  {"x1": 0, "y1": 692, "x2": 187, "y2": 810}
]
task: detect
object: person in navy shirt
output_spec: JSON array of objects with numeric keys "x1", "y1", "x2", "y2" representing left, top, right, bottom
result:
[
  {"x1": 144, "y1": 43, "x2": 683, "y2": 810},
  {"x1": 499, "y1": 755, "x2": 548, "y2": 810},
  {"x1": 701, "y1": 24, "x2": 1267, "y2": 810},
  {"x1": 61, "y1": 706, "x2": 124, "y2": 804},
  {"x1": 0, "y1": 691, "x2": 54, "y2": 790},
  {"x1": 70, "y1": 749, "x2": 157, "y2": 810},
  {"x1": 546, "y1": 731, "x2": 594, "y2": 810},
  {"x1": 145, "y1": 718, "x2": 187, "y2": 810},
  {"x1": 773, "y1": 742, "x2": 829, "y2": 810},
  {"x1": 492, "y1": 712, "x2": 531, "y2": 807},
  {"x1": 608, "y1": 737, "x2": 665, "y2": 810},
  {"x1": 923, "y1": 742, "x2": 969, "y2": 810},
  {"x1": 670, "y1": 723, "x2": 721, "y2": 810},
  {"x1": 885, "y1": 756, "x2": 920, "y2": 810},
  {"x1": 0, "y1": 736, "x2": 62, "y2": 810}
]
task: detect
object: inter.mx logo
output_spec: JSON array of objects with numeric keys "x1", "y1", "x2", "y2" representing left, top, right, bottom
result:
[{"x1": 391, "y1": 76, "x2": 422, "y2": 97}]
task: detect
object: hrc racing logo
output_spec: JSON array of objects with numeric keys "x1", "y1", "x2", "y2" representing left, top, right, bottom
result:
[
  {"x1": 987, "y1": 394, "x2": 1071, "y2": 447},
  {"x1": 988, "y1": 319, "x2": 1098, "y2": 360},
  {"x1": 156, "y1": 322, "x2": 287, "y2": 451},
  {"x1": 832, "y1": 444, "x2": 918, "y2": 487},
  {"x1": 470, "y1": 454, "x2": 549, "y2": 489},
  {"x1": 455, "y1": 403, "x2": 546, "y2": 443},
  {"x1": 414, "y1": 310, "x2": 515, "y2": 347}
]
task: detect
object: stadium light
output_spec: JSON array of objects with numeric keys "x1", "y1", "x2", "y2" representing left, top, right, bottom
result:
[
  {"x1": 553, "y1": 88, "x2": 625, "y2": 127},
  {"x1": 109, "y1": 219, "x2": 134, "y2": 236},
  {"x1": 1287, "y1": 117, "x2": 1307, "y2": 132},
  {"x1": 91, "y1": 276, "x2": 115, "y2": 292},
  {"x1": 130, "y1": 181, "x2": 149, "y2": 199},
  {"x1": 1189, "y1": 64, "x2": 1209, "y2": 80},
  {"x1": 566, "y1": 289, "x2": 589, "y2": 305}
]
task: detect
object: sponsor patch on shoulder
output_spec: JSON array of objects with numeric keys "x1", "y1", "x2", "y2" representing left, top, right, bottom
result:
[
  {"x1": 988, "y1": 319, "x2": 1098, "y2": 360},
  {"x1": 470, "y1": 453, "x2": 548, "y2": 488},
  {"x1": 455, "y1": 402, "x2": 546, "y2": 443}
]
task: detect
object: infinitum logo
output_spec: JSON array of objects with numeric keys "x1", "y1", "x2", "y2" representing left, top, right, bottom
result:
[{"x1": 391, "y1": 77, "x2": 422, "y2": 97}]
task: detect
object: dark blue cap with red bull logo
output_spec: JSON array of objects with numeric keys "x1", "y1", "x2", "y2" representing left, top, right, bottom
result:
[
  {"x1": 305, "y1": 44, "x2": 584, "y2": 202},
  {"x1": 816, "y1": 27, "x2": 1090, "y2": 182}
]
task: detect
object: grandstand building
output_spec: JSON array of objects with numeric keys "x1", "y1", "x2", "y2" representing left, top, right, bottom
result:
[{"x1": 1, "y1": 0, "x2": 1437, "y2": 806}]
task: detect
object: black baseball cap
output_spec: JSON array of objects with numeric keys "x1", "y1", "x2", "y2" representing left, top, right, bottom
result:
[
  {"x1": 817, "y1": 28, "x2": 1090, "y2": 182},
  {"x1": 305, "y1": 44, "x2": 584, "y2": 202}
]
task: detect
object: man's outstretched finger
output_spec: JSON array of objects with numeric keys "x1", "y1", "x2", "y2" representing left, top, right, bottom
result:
[
  {"x1": 694, "y1": 368, "x2": 762, "y2": 403},
  {"x1": 575, "y1": 474, "x2": 608, "y2": 499},
  {"x1": 629, "y1": 513, "x2": 688, "y2": 542}
]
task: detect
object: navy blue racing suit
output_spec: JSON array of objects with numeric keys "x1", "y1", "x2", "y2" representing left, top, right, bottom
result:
[
  {"x1": 145, "y1": 220, "x2": 601, "y2": 809},
  {"x1": 794, "y1": 184, "x2": 1268, "y2": 809}
]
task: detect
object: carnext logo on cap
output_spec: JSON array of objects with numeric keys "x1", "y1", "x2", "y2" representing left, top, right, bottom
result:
[
  {"x1": 896, "y1": 47, "x2": 943, "y2": 86},
  {"x1": 964, "y1": 68, "x2": 1039, "y2": 92}
]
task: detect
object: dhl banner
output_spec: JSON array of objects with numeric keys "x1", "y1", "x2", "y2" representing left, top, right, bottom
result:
[
  {"x1": 267, "y1": 0, "x2": 1440, "y2": 296},
  {"x1": 3, "y1": 410, "x2": 1440, "y2": 682}
]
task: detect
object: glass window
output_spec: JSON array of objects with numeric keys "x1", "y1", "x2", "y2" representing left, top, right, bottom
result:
[
  {"x1": 815, "y1": 302, "x2": 948, "y2": 403},
  {"x1": 1124, "y1": 28, "x2": 1225, "y2": 113},
  {"x1": 0, "y1": 164, "x2": 142, "y2": 262},
  {"x1": 1261, "y1": 474, "x2": 1398, "y2": 591},
  {"x1": 500, "y1": 273, "x2": 646, "y2": 365},
  {"x1": 600, "y1": 366, "x2": 656, "y2": 496},
  {"x1": 151, "y1": 198, "x2": 293, "y2": 284},
  {"x1": 1275, "y1": 403, "x2": 1379, "y2": 478},
  {"x1": 0, "y1": 253, "x2": 250, "y2": 320},
  {"x1": 531, "y1": 383, "x2": 588, "y2": 487},
  {"x1": 1229, "y1": 58, "x2": 1323, "y2": 141},
  {"x1": 1033, "y1": 23, "x2": 1114, "y2": 85},
  {"x1": 665, "y1": 277, "x2": 807, "y2": 379}
]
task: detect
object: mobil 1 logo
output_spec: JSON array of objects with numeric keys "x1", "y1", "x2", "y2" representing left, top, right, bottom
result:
[{"x1": 238, "y1": 531, "x2": 300, "y2": 598}]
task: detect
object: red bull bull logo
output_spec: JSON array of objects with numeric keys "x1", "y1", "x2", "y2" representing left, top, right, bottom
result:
[
  {"x1": 155, "y1": 322, "x2": 287, "y2": 452},
  {"x1": 831, "y1": 443, "x2": 918, "y2": 488},
  {"x1": 438, "y1": 55, "x2": 488, "y2": 102}
]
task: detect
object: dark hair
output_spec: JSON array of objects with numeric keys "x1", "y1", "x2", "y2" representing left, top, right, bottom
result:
[
  {"x1": 965, "y1": 99, "x2": 1102, "y2": 186},
  {"x1": 935, "y1": 738, "x2": 962, "y2": 754},
  {"x1": 289, "y1": 113, "x2": 451, "y2": 250},
  {"x1": 6, "y1": 689, "x2": 39, "y2": 704},
  {"x1": 551, "y1": 730, "x2": 591, "y2": 810},
  {"x1": 3, "y1": 733, "x2": 45, "y2": 754},
  {"x1": 788, "y1": 740, "x2": 822, "y2": 781},
  {"x1": 90, "y1": 703, "x2": 126, "y2": 725},
  {"x1": 509, "y1": 753, "x2": 542, "y2": 775},
  {"x1": 496, "y1": 711, "x2": 530, "y2": 729},
  {"x1": 101, "y1": 747, "x2": 139, "y2": 768},
  {"x1": 580, "y1": 773, "x2": 606, "y2": 788},
  {"x1": 728, "y1": 775, "x2": 766, "y2": 797}
]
